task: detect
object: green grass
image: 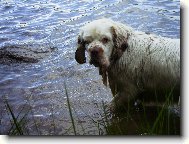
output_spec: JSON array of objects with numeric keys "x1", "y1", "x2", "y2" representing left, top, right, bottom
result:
[
  {"x1": 3, "y1": 99, "x2": 30, "y2": 135},
  {"x1": 104, "y1": 86, "x2": 180, "y2": 135},
  {"x1": 64, "y1": 81, "x2": 77, "y2": 135}
]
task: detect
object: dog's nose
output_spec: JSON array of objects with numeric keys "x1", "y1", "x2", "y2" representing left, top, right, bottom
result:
[{"x1": 90, "y1": 46, "x2": 103, "y2": 57}]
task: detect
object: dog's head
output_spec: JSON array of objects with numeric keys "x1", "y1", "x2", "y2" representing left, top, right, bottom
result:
[{"x1": 75, "y1": 18, "x2": 130, "y2": 69}]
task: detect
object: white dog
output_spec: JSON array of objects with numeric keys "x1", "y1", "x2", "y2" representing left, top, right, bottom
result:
[{"x1": 75, "y1": 18, "x2": 180, "y2": 110}]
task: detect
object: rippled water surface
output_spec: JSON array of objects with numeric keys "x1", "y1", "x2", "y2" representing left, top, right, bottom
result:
[{"x1": 0, "y1": 0, "x2": 180, "y2": 135}]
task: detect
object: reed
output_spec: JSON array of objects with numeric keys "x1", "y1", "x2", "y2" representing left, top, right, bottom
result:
[
  {"x1": 64, "y1": 81, "x2": 77, "y2": 135},
  {"x1": 4, "y1": 99, "x2": 25, "y2": 135}
]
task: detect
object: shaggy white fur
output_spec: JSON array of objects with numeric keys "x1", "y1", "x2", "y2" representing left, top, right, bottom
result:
[{"x1": 75, "y1": 18, "x2": 180, "y2": 109}]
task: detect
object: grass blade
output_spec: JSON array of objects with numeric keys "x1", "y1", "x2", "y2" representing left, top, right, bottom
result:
[
  {"x1": 4, "y1": 99, "x2": 23, "y2": 135},
  {"x1": 64, "y1": 82, "x2": 77, "y2": 135}
]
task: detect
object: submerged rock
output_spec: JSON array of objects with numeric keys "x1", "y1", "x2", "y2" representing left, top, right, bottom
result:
[{"x1": 0, "y1": 43, "x2": 56, "y2": 64}]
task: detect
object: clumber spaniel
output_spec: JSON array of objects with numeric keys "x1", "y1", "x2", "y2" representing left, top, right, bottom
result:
[{"x1": 75, "y1": 18, "x2": 180, "y2": 110}]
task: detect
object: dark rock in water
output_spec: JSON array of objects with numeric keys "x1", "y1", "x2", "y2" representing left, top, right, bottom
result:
[{"x1": 0, "y1": 43, "x2": 56, "y2": 64}]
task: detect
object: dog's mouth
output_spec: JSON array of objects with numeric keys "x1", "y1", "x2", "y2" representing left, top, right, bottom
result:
[
  {"x1": 89, "y1": 54, "x2": 110, "y2": 68},
  {"x1": 89, "y1": 57, "x2": 109, "y2": 86}
]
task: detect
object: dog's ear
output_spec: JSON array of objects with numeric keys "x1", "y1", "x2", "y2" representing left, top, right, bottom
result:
[
  {"x1": 75, "y1": 35, "x2": 86, "y2": 64},
  {"x1": 110, "y1": 26, "x2": 129, "y2": 64}
]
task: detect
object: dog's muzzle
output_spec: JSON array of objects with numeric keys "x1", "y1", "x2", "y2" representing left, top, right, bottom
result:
[{"x1": 89, "y1": 46, "x2": 104, "y2": 67}]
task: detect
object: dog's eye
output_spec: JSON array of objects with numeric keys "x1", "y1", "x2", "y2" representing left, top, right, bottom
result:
[{"x1": 102, "y1": 37, "x2": 109, "y2": 44}]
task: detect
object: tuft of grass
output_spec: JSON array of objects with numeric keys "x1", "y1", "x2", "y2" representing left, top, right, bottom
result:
[
  {"x1": 150, "y1": 87, "x2": 175, "y2": 134},
  {"x1": 77, "y1": 102, "x2": 104, "y2": 135},
  {"x1": 4, "y1": 99, "x2": 29, "y2": 135},
  {"x1": 102, "y1": 85, "x2": 180, "y2": 135},
  {"x1": 135, "y1": 86, "x2": 179, "y2": 135}
]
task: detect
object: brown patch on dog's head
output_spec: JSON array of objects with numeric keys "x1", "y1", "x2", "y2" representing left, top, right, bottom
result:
[
  {"x1": 75, "y1": 35, "x2": 86, "y2": 64},
  {"x1": 110, "y1": 26, "x2": 129, "y2": 64}
]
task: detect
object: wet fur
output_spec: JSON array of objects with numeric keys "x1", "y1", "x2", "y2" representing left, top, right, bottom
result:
[{"x1": 75, "y1": 18, "x2": 180, "y2": 109}]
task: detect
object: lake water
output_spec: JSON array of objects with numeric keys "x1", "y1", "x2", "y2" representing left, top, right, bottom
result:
[{"x1": 0, "y1": 0, "x2": 180, "y2": 135}]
